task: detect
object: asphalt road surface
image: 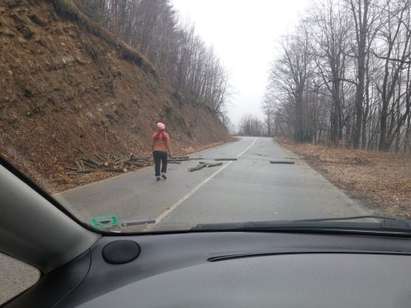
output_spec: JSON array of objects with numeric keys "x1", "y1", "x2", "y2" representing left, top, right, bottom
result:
[{"x1": 56, "y1": 137, "x2": 368, "y2": 231}]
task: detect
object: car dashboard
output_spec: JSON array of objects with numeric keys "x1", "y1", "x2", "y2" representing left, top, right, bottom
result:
[{"x1": 5, "y1": 231, "x2": 411, "y2": 308}]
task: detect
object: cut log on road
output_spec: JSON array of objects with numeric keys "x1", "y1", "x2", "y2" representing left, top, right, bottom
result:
[
  {"x1": 189, "y1": 164, "x2": 207, "y2": 172},
  {"x1": 189, "y1": 161, "x2": 224, "y2": 172},
  {"x1": 171, "y1": 156, "x2": 190, "y2": 161},
  {"x1": 207, "y1": 162, "x2": 223, "y2": 168},
  {"x1": 270, "y1": 161, "x2": 295, "y2": 165}
]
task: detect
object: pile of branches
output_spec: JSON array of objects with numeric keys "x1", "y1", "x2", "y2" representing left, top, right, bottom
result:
[
  {"x1": 68, "y1": 154, "x2": 195, "y2": 175},
  {"x1": 68, "y1": 153, "x2": 152, "y2": 175}
]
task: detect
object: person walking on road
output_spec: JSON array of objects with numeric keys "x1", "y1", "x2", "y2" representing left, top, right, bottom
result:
[{"x1": 152, "y1": 122, "x2": 172, "y2": 181}]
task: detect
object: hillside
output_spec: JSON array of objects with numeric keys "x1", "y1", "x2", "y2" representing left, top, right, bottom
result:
[{"x1": 0, "y1": 0, "x2": 229, "y2": 191}]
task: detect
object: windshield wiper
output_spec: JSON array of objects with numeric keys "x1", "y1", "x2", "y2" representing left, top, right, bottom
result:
[
  {"x1": 295, "y1": 215, "x2": 407, "y2": 223},
  {"x1": 192, "y1": 215, "x2": 411, "y2": 233},
  {"x1": 294, "y1": 215, "x2": 411, "y2": 230}
]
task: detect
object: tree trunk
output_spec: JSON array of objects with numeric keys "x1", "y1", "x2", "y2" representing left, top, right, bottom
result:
[{"x1": 294, "y1": 90, "x2": 305, "y2": 142}]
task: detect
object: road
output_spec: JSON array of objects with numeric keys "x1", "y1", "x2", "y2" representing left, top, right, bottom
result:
[{"x1": 56, "y1": 137, "x2": 368, "y2": 232}]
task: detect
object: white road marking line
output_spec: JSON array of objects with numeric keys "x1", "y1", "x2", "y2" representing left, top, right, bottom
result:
[
  {"x1": 236, "y1": 138, "x2": 257, "y2": 158},
  {"x1": 147, "y1": 138, "x2": 257, "y2": 229}
]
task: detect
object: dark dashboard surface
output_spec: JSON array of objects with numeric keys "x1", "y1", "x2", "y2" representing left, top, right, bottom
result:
[
  {"x1": 79, "y1": 253, "x2": 411, "y2": 308},
  {"x1": 6, "y1": 231, "x2": 411, "y2": 308}
]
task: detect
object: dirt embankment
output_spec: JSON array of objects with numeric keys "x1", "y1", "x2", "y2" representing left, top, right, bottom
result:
[
  {"x1": 279, "y1": 139, "x2": 411, "y2": 218},
  {"x1": 0, "y1": 0, "x2": 229, "y2": 192}
]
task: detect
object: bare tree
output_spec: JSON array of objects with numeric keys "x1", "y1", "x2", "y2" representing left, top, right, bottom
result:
[
  {"x1": 77, "y1": 0, "x2": 229, "y2": 116},
  {"x1": 311, "y1": 0, "x2": 352, "y2": 144},
  {"x1": 374, "y1": 0, "x2": 411, "y2": 150},
  {"x1": 271, "y1": 26, "x2": 314, "y2": 142},
  {"x1": 347, "y1": 0, "x2": 381, "y2": 148},
  {"x1": 239, "y1": 115, "x2": 266, "y2": 136},
  {"x1": 265, "y1": 0, "x2": 411, "y2": 153}
]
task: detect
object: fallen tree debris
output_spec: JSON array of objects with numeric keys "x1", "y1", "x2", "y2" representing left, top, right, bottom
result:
[
  {"x1": 206, "y1": 162, "x2": 223, "y2": 168},
  {"x1": 69, "y1": 154, "x2": 227, "y2": 175},
  {"x1": 170, "y1": 156, "x2": 205, "y2": 161},
  {"x1": 270, "y1": 160, "x2": 295, "y2": 165},
  {"x1": 189, "y1": 164, "x2": 207, "y2": 172},
  {"x1": 189, "y1": 161, "x2": 224, "y2": 172},
  {"x1": 171, "y1": 156, "x2": 190, "y2": 160},
  {"x1": 69, "y1": 153, "x2": 152, "y2": 175}
]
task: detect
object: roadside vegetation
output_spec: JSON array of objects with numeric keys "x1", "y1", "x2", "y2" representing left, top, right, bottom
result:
[
  {"x1": 52, "y1": 0, "x2": 157, "y2": 76},
  {"x1": 264, "y1": 0, "x2": 411, "y2": 152},
  {"x1": 72, "y1": 0, "x2": 230, "y2": 123},
  {"x1": 261, "y1": 0, "x2": 411, "y2": 216}
]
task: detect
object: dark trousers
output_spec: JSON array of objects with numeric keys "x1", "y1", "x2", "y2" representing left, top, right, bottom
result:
[{"x1": 153, "y1": 151, "x2": 168, "y2": 176}]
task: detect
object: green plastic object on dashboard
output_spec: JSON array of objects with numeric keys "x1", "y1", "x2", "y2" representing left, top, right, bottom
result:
[{"x1": 90, "y1": 215, "x2": 120, "y2": 230}]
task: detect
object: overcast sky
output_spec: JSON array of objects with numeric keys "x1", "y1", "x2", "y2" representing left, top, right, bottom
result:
[{"x1": 172, "y1": 0, "x2": 311, "y2": 128}]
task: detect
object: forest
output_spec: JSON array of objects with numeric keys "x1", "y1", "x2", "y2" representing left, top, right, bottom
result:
[
  {"x1": 263, "y1": 0, "x2": 411, "y2": 152},
  {"x1": 74, "y1": 0, "x2": 229, "y2": 122}
]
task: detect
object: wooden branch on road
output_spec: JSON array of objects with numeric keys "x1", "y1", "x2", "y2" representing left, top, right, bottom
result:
[
  {"x1": 189, "y1": 164, "x2": 207, "y2": 172},
  {"x1": 270, "y1": 160, "x2": 295, "y2": 165},
  {"x1": 189, "y1": 161, "x2": 224, "y2": 172}
]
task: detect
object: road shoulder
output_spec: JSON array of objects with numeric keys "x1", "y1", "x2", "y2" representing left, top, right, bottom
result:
[{"x1": 278, "y1": 139, "x2": 411, "y2": 218}]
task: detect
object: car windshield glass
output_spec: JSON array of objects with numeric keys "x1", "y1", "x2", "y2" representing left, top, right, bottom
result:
[{"x1": 1, "y1": 0, "x2": 410, "y2": 233}]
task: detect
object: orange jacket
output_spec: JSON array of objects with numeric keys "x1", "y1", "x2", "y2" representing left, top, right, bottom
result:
[{"x1": 152, "y1": 131, "x2": 170, "y2": 152}]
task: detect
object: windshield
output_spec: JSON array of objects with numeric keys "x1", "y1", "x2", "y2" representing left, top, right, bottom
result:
[{"x1": 1, "y1": 0, "x2": 410, "y2": 233}]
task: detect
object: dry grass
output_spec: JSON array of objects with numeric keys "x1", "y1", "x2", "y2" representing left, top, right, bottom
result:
[{"x1": 279, "y1": 138, "x2": 411, "y2": 218}]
